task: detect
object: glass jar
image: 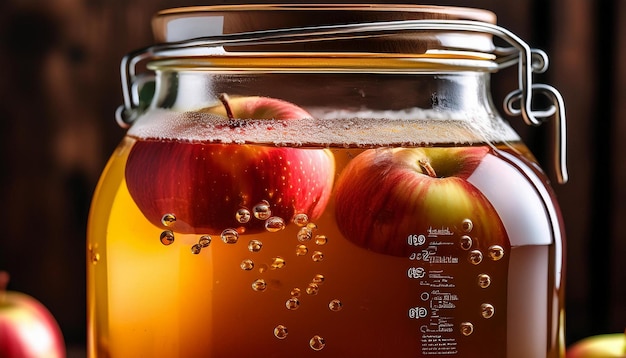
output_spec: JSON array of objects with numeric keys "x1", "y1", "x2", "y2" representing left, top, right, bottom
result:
[{"x1": 87, "y1": 4, "x2": 567, "y2": 357}]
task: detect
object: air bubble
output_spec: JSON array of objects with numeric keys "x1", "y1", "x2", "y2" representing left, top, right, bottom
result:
[
  {"x1": 265, "y1": 217, "x2": 286, "y2": 232},
  {"x1": 271, "y1": 257, "x2": 286, "y2": 269},
  {"x1": 221, "y1": 228, "x2": 239, "y2": 244},
  {"x1": 252, "y1": 279, "x2": 267, "y2": 292},
  {"x1": 461, "y1": 219, "x2": 474, "y2": 233},
  {"x1": 161, "y1": 213, "x2": 176, "y2": 227},
  {"x1": 329, "y1": 299, "x2": 343, "y2": 312},
  {"x1": 312, "y1": 274, "x2": 325, "y2": 285},
  {"x1": 191, "y1": 244, "x2": 202, "y2": 254},
  {"x1": 306, "y1": 222, "x2": 318, "y2": 231},
  {"x1": 199, "y1": 235, "x2": 212, "y2": 248},
  {"x1": 241, "y1": 259, "x2": 254, "y2": 271},
  {"x1": 488, "y1": 245, "x2": 505, "y2": 261},
  {"x1": 236, "y1": 208, "x2": 251, "y2": 223},
  {"x1": 468, "y1": 250, "x2": 483, "y2": 265},
  {"x1": 312, "y1": 251, "x2": 324, "y2": 262},
  {"x1": 309, "y1": 335, "x2": 326, "y2": 351},
  {"x1": 460, "y1": 322, "x2": 474, "y2": 336},
  {"x1": 306, "y1": 283, "x2": 320, "y2": 295},
  {"x1": 258, "y1": 263, "x2": 269, "y2": 273},
  {"x1": 90, "y1": 251, "x2": 100, "y2": 264},
  {"x1": 314, "y1": 235, "x2": 328, "y2": 246},
  {"x1": 293, "y1": 213, "x2": 309, "y2": 226},
  {"x1": 253, "y1": 201, "x2": 272, "y2": 220},
  {"x1": 459, "y1": 235, "x2": 472, "y2": 250},
  {"x1": 88, "y1": 245, "x2": 99, "y2": 264},
  {"x1": 274, "y1": 325, "x2": 288, "y2": 339},
  {"x1": 160, "y1": 230, "x2": 175, "y2": 245},
  {"x1": 481, "y1": 303, "x2": 495, "y2": 318},
  {"x1": 477, "y1": 274, "x2": 491, "y2": 288},
  {"x1": 296, "y1": 245, "x2": 308, "y2": 256},
  {"x1": 297, "y1": 227, "x2": 313, "y2": 242},
  {"x1": 290, "y1": 288, "x2": 301, "y2": 297},
  {"x1": 285, "y1": 297, "x2": 300, "y2": 310},
  {"x1": 248, "y1": 240, "x2": 263, "y2": 252}
]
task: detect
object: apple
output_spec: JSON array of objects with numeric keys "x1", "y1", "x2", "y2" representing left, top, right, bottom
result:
[
  {"x1": 125, "y1": 95, "x2": 336, "y2": 234},
  {"x1": 334, "y1": 146, "x2": 507, "y2": 256},
  {"x1": 567, "y1": 332, "x2": 626, "y2": 358},
  {"x1": 0, "y1": 271, "x2": 65, "y2": 358}
]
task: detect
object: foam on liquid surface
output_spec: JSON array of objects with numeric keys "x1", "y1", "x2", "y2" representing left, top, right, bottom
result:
[{"x1": 127, "y1": 107, "x2": 520, "y2": 146}]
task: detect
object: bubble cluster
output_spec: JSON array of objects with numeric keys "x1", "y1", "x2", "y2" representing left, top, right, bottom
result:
[
  {"x1": 191, "y1": 236, "x2": 212, "y2": 254},
  {"x1": 155, "y1": 200, "x2": 337, "y2": 349},
  {"x1": 88, "y1": 245, "x2": 100, "y2": 264}
]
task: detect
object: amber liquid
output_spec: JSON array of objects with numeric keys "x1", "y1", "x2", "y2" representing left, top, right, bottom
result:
[{"x1": 88, "y1": 124, "x2": 564, "y2": 357}]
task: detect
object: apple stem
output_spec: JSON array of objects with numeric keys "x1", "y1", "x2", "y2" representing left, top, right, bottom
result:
[
  {"x1": 218, "y1": 93, "x2": 235, "y2": 121},
  {"x1": 218, "y1": 93, "x2": 244, "y2": 128},
  {"x1": 418, "y1": 159, "x2": 438, "y2": 178}
]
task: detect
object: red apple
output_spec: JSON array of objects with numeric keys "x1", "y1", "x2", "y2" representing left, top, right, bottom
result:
[
  {"x1": 0, "y1": 271, "x2": 65, "y2": 358},
  {"x1": 567, "y1": 332, "x2": 626, "y2": 358},
  {"x1": 125, "y1": 95, "x2": 335, "y2": 234},
  {"x1": 334, "y1": 146, "x2": 507, "y2": 256}
]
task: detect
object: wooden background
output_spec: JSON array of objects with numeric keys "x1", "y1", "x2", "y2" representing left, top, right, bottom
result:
[{"x1": 0, "y1": 0, "x2": 624, "y2": 353}]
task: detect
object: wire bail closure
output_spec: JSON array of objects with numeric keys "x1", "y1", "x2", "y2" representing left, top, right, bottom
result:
[{"x1": 116, "y1": 19, "x2": 567, "y2": 184}]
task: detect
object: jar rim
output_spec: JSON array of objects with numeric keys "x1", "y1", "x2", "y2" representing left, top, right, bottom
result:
[{"x1": 146, "y1": 51, "x2": 499, "y2": 74}]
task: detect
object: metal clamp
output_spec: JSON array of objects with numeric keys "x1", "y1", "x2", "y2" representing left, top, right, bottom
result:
[{"x1": 116, "y1": 19, "x2": 567, "y2": 183}]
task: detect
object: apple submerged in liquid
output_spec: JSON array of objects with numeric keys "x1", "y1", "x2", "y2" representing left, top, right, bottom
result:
[
  {"x1": 334, "y1": 146, "x2": 508, "y2": 257},
  {"x1": 124, "y1": 95, "x2": 336, "y2": 234}
]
